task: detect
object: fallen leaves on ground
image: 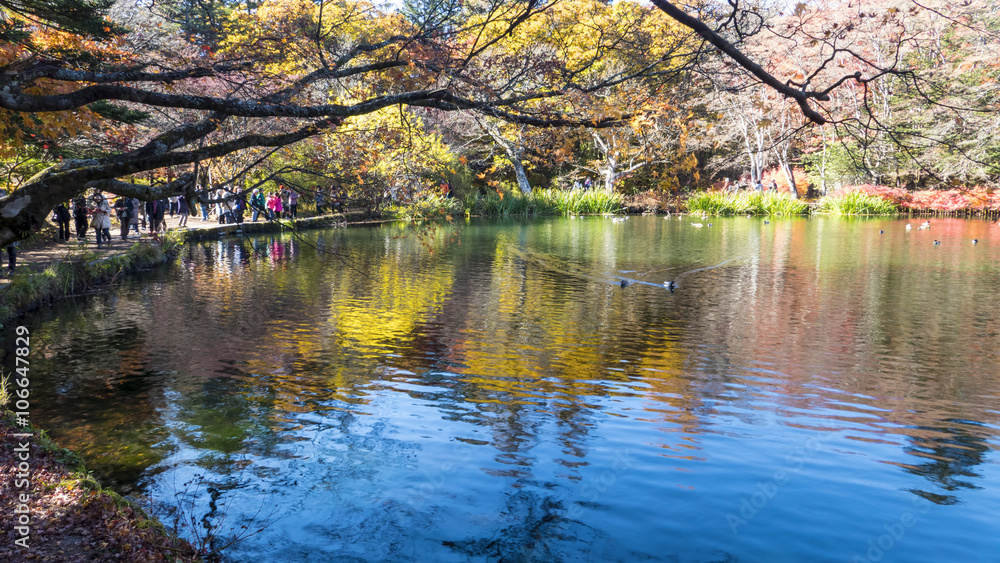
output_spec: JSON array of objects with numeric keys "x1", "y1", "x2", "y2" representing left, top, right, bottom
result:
[{"x1": 1, "y1": 413, "x2": 199, "y2": 562}]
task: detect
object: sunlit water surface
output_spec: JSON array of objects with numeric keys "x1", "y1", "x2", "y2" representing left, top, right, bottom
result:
[{"x1": 4, "y1": 216, "x2": 1000, "y2": 562}]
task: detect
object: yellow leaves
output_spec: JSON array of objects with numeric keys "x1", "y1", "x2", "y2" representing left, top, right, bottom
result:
[
  {"x1": 477, "y1": 173, "x2": 486, "y2": 179},
  {"x1": 222, "y1": 0, "x2": 397, "y2": 74}
]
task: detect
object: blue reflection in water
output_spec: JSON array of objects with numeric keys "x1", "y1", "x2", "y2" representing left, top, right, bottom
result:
[{"x1": 4, "y1": 216, "x2": 1000, "y2": 562}]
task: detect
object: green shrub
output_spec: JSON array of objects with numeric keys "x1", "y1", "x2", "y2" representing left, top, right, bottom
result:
[{"x1": 382, "y1": 193, "x2": 463, "y2": 220}]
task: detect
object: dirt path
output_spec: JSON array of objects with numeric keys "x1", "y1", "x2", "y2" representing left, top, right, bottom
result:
[{"x1": 1, "y1": 211, "x2": 252, "y2": 285}]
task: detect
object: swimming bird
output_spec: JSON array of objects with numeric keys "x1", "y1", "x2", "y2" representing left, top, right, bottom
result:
[
  {"x1": 922, "y1": 220, "x2": 931, "y2": 227},
  {"x1": 664, "y1": 280, "x2": 676, "y2": 292},
  {"x1": 972, "y1": 239, "x2": 978, "y2": 244},
  {"x1": 905, "y1": 224, "x2": 912, "y2": 230},
  {"x1": 691, "y1": 223, "x2": 703, "y2": 228},
  {"x1": 620, "y1": 279, "x2": 630, "y2": 288},
  {"x1": 879, "y1": 230, "x2": 884, "y2": 234},
  {"x1": 763, "y1": 220, "x2": 770, "y2": 224},
  {"x1": 934, "y1": 240, "x2": 940, "y2": 245}
]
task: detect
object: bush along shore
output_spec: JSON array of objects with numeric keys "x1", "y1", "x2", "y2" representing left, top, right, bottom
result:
[
  {"x1": 380, "y1": 185, "x2": 1000, "y2": 219},
  {"x1": 0, "y1": 410, "x2": 200, "y2": 562},
  {"x1": 0, "y1": 234, "x2": 184, "y2": 326},
  {"x1": 684, "y1": 185, "x2": 1000, "y2": 217}
]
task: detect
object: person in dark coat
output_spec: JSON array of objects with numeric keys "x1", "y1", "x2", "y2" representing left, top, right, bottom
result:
[
  {"x1": 234, "y1": 193, "x2": 246, "y2": 224},
  {"x1": 5, "y1": 240, "x2": 17, "y2": 273},
  {"x1": 178, "y1": 194, "x2": 190, "y2": 227},
  {"x1": 145, "y1": 199, "x2": 157, "y2": 234},
  {"x1": 114, "y1": 196, "x2": 133, "y2": 240},
  {"x1": 154, "y1": 199, "x2": 167, "y2": 232},
  {"x1": 250, "y1": 188, "x2": 265, "y2": 221},
  {"x1": 54, "y1": 202, "x2": 72, "y2": 241},
  {"x1": 73, "y1": 196, "x2": 89, "y2": 239}
]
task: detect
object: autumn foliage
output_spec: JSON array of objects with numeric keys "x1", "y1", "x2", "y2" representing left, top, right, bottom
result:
[{"x1": 843, "y1": 185, "x2": 1000, "y2": 213}]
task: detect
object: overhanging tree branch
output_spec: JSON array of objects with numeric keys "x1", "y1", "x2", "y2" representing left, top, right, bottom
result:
[{"x1": 649, "y1": 0, "x2": 865, "y2": 125}]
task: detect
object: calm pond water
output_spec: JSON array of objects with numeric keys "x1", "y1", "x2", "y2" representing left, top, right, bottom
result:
[{"x1": 3, "y1": 215, "x2": 1000, "y2": 562}]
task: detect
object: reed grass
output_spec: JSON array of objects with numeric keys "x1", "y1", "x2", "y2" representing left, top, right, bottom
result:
[
  {"x1": 818, "y1": 190, "x2": 899, "y2": 215},
  {"x1": 463, "y1": 188, "x2": 623, "y2": 216},
  {"x1": 686, "y1": 191, "x2": 809, "y2": 216}
]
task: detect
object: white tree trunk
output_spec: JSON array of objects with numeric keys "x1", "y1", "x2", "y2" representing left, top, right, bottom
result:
[
  {"x1": 480, "y1": 119, "x2": 532, "y2": 194},
  {"x1": 512, "y1": 156, "x2": 532, "y2": 195}
]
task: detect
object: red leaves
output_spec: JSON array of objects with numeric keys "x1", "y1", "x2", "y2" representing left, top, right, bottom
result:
[{"x1": 848, "y1": 184, "x2": 1000, "y2": 212}]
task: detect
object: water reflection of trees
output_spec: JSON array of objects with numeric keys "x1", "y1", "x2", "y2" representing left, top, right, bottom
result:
[
  {"x1": 16, "y1": 217, "x2": 1000, "y2": 507},
  {"x1": 671, "y1": 217, "x2": 1000, "y2": 503},
  {"x1": 902, "y1": 420, "x2": 991, "y2": 505},
  {"x1": 5, "y1": 298, "x2": 171, "y2": 488}
]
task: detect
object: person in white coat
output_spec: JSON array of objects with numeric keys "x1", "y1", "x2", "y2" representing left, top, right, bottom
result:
[{"x1": 90, "y1": 192, "x2": 113, "y2": 248}]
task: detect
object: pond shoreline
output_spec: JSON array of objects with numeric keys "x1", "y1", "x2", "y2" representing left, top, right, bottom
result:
[
  {"x1": 3, "y1": 213, "x2": 998, "y2": 561},
  {"x1": 0, "y1": 211, "x2": 387, "y2": 560},
  {"x1": 0, "y1": 412, "x2": 201, "y2": 562},
  {"x1": 4, "y1": 203, "x2": 999, "y2": 326},
  {"x1": 0, "y1": 212, "x2": 380, "y2": 326}
]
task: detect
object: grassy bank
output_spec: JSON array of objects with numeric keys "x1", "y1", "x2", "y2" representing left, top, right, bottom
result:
[
  {"x1": 817, "y1": 189, "x2": 899, "y2": 215},
  {"x1": 0, "y1": 410, "x2": 200, "y2": 562},
  {"x1": 686, "y1": 191, "x2": 810, "y2": 216},
  {"x1": 680, "y1": 186, "x2": 1000, "y2": 217},
  {"x1": 380, "y1": 188, "x2": 624, "y2": 219},
  {"x1": 822, "y1": 185, "x2": 1000, "y2": 216},
  {"x1": 0, "y1": 234, "x2": 183, "y2": 325}
]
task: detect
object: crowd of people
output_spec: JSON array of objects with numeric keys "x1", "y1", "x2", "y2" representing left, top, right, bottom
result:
[
  {"x1": 49, "y1": 186, "x2": 324, "y2": 250},
  {"x1": 1, "y1": 184, "x2": 343, "y2": 274},
  {"x1": 720, "y1": 177, "x2": 780, "y2": 192}
]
